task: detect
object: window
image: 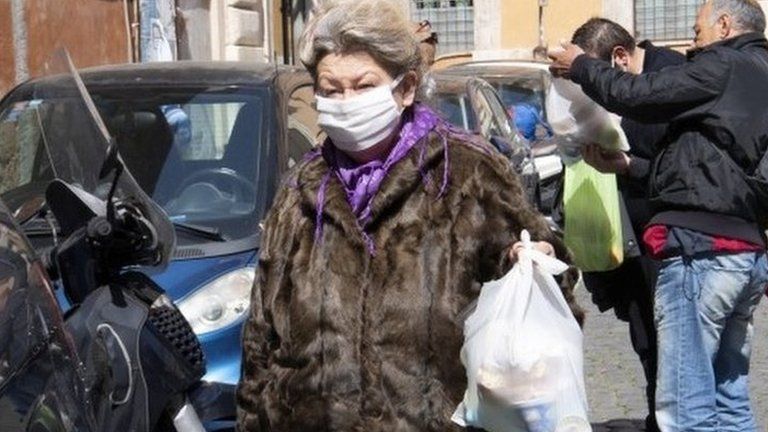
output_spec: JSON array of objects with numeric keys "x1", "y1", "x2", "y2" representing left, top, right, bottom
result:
[
  {"x1": 635, "y1": 0, "x2": 702, "y2": 41},
  {"x1": 0, "y1": 102, "x2": 48, "y2": 195},
  {"x1": 411, "y1": 0, "x2": 474, "y2": 56},
  {"x1": 168, "y1": 101, "x2": 248, "y2": 161},
  {"x1": 434, "y1": 94, "x2": 475, "y2": 131}
]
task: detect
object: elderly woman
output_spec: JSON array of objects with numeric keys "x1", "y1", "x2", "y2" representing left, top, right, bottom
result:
[{"x1": 236, "y1": 1, "x2": 582, "y2": 430}]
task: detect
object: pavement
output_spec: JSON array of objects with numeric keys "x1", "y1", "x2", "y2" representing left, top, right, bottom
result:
[{"x1": 577, "y1": 280, "x2": 768, "y2": 431}]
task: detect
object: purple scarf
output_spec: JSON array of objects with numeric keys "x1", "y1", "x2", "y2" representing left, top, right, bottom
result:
[{"x1": 314, "y1": 103, "x2": 446, "y2": 254}]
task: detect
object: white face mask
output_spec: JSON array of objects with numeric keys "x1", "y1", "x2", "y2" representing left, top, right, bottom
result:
[{"x1": 316, "y1": 75, "x2": 404, "y2": 153}]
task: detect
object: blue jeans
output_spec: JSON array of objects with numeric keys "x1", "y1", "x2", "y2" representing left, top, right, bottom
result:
[{"x1": 654, "y1": 252, "x2": 768, "y2": 432}]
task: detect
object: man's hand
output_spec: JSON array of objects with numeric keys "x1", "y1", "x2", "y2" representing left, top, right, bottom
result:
[
  {"x1": 582, "y1": 143, "x2": 631, "y2": 175},
  {"x1": 548, "y1": 42, "x2": 585, "y2": 79}
]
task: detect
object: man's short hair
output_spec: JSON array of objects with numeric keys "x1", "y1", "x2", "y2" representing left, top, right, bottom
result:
[
  {"x1": 710, "y1": 0, "x2": 766, "y2": 34},
  {"x1": 571, "y1": 18, "x2": 636, "y2": 62}
]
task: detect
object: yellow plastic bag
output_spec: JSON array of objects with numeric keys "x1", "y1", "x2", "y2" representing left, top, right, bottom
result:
[{"x1": 563, "y1": 161, "x2": 623, "y2": 272}]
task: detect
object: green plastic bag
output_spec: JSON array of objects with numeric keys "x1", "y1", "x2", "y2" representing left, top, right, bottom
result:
[{"x1": 563, "y1": 161, "x2": 623, "y2": 272}]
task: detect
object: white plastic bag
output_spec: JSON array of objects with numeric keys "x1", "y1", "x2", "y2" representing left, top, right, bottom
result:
[
  {"x1": 452, "y1": 230, "x2": 591, "y2": 432},
  {"x1": 146, "y1": 18, "x2": 174, "y2": 62},
  {"x1": 545, "y1": 77, "x2": 629, "y2": 166}
]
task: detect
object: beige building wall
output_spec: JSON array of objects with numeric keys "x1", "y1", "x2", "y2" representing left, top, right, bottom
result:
[
  {"x1": 504, "y1": 0, "x2": 601, "y2": 56},
  {"x1": 480, "y1": 0, "x2": 768, "y2": 61},
  {"x1": 499, "y1": 1, "x2": 540, "y2": 49},
  {"x1": 474, "y1": 0, "x2": 601, "y2": 60}
]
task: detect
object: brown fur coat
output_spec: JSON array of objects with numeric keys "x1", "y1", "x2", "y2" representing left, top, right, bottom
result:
[{"x1": 236, "y1": 129, "x2": 583, "y2": 431}]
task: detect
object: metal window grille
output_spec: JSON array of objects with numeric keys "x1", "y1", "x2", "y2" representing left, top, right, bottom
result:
[
  {"x1": 635, "y1": 0, "x2": 703, "y2": 41},
  {"x1": 411, "y1": 0, "x2": 474, "y2": 56}
]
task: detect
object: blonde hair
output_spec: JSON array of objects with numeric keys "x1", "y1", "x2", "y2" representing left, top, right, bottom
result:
[{"x1": 298, "y1": 0, "x2": 423, "y2": 81}]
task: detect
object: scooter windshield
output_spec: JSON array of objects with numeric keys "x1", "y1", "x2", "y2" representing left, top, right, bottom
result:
[{"x1": 25, "y1": 49, "x2": 175, "y2": 268}]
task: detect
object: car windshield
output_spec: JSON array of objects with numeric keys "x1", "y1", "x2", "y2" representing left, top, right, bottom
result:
[{"x1": 0, "y1": 85, "x2": 276, "y2": 246}]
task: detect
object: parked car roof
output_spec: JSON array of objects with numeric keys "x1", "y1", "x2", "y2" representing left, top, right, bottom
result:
[
  {"x1": 13, "y1": 61, "x2": 306, "y2": 95},
  {"x1": 441, "y1": 62, "x2": 548, "y2": 87},
  {"x1": 445, "y1": 59, "x2": 551, "y2": 71}
]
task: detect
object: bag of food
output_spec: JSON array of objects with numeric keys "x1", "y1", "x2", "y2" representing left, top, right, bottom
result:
[
  {"x1": 452, "y1": 231, "x2": 591, "y2": 432},
  {"x1": 545, "y1": 78, "x2": 629, "y2": 165},
  {"x1": 563, "y1": 160, "x2": 624, "y2": 271}
]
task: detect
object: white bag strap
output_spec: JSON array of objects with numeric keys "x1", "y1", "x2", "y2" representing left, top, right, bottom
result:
[
  {"x1": 518, "y1": 229, "x2": 570, "y2": 276},
  {"x1": 512, "y1": 230, "x2": 574, "y2": 324}
]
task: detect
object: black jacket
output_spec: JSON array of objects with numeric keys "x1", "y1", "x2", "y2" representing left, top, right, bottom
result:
[
  {"x1": 581, "y1": 42, "x2": 683, "y2": 316},
  {"x1": 572, "y1": 32, "x2": 768, "y2": 243},
  {"x1": 619, "y1": 41, "x2": 685, "y2": 243}
]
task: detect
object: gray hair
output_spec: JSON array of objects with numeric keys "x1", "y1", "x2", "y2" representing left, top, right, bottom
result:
[
  {"x1": 710, "y1": 0, "x2": 766, "y2": 33},
  {"x1": 298, "y1": 0, "x2": 422, "y2": 82}
]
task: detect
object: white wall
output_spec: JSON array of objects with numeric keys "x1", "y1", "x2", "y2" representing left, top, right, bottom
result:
[
  {"x1": 603, "y1": 0, "x2": 634, "y2": 36},
  {"x1": 473, "y1": 0, "x2": 501, "y2": 53},
  {"x1": 761, "y1": 1, "x2": 768, "y2": 38}
]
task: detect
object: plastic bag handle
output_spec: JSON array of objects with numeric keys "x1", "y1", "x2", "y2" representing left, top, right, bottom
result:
[
  {"x1": 512, "y1": 230, "x2": 573, "y2": 328},
  {"x1": 517, "y1": 230, "x2": 569, "y2": 275}
]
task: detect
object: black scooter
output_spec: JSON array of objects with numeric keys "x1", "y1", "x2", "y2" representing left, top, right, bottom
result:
[
  {"x1": 42, "y1": 157, "x2": 208, "y2": 431},
  {"x1": 0, "y1": 50, "x2": 209, "y2": 431}
]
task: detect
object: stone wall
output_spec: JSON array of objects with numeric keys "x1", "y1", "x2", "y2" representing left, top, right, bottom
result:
[{"x1": 215, "y1": 0, "x2": 265, "y2": 61}]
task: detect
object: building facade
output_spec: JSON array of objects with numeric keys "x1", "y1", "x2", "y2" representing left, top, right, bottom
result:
[
  {"x1": 176, "y1": 0, "x2": 271, "y2": 62},
  {"x1": 408, "y1": 0, "x2": 768, "y2": 62},
  {"x1": 4, "y1": 0, "x2": 768, "y2": 97}
]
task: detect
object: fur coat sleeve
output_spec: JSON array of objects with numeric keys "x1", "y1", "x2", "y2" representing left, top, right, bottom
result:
[{"x1": 452, "y1": 140, "x2": 582, "y2": 319}]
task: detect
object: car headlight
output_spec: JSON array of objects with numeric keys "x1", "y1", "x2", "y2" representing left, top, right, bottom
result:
[{"x1": 177, "y1": 267, "x2": 254, "y2": 335}]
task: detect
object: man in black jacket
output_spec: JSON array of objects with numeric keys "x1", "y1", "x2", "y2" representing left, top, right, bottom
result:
[
  {"x1": 551, "y1": 1, "x2": 768, "y2": 431},
  {"x1": 570, "y1": 18, "x2": 684, "y2": 432}
]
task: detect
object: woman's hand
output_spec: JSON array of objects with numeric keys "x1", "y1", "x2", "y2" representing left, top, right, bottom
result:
[{"x1": 508, "y1": 240, "x2": 555, "y2": 263}]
